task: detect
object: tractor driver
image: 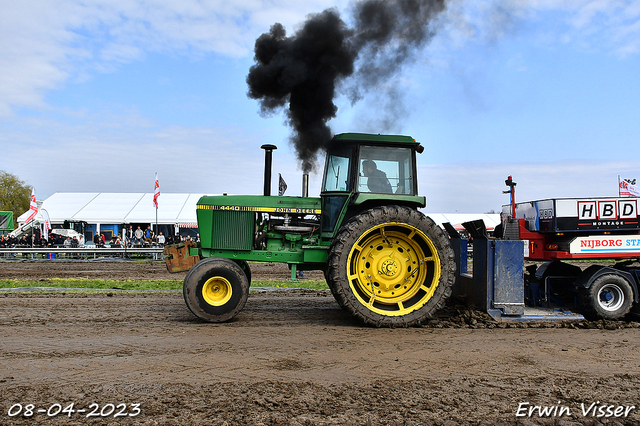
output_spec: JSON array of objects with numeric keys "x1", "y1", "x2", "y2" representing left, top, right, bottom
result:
[{"x1": 362, "y1": 160, "x2": 392, "y2": 194}]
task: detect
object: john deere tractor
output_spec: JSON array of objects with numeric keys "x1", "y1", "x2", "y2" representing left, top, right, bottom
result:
[{"x1": 165, "y1": 133, "x2": 455, "y2": 326}]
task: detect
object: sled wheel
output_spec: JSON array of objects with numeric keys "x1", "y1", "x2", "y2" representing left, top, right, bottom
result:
[
  {"x1": 580, "y1": 274, "x2": 633, "y2": 320},
  {"x1": 183, "y1": 257, "x2": 249, "y2": 322},
  {"x1": 327, "y1": 205, "x2": 455, "y2": 327}
]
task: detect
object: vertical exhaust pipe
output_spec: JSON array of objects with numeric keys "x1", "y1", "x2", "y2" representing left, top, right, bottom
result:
[
  {"x1": 302, "y1": 174, "x2": 309, "y2": 198},
  {"x1": 260, "y1": 144, "x2": 277, "y2": 196}
]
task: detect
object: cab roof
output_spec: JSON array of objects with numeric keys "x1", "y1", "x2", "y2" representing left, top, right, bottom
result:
[{"x1": 332, "y1": 133, "x2": 418, "y2": 145}]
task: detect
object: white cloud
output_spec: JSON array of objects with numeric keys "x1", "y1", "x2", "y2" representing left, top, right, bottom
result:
[
  {"x1": 2, "y1": 0, "x2": 638, "y2": 116},
  {"x1": 421, "y1": 160, "x2": 638, "y2": 213},
  {"x1": 0, "y1": 0, "x2": 344, "y2": 116},
  {"x1": 438, "y1": 0, "x2": 640, "y2": 55},
  {"x1": 0, "y1": 106, "x2": 317, "y2": 201},
  {"x1": 3, "y1": 103, "x2": 638, "y2": 214}
]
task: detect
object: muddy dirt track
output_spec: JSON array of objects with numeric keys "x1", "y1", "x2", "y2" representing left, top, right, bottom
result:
[{"x1": 1, "y1": 260, "x2": 640, "y2": 425}]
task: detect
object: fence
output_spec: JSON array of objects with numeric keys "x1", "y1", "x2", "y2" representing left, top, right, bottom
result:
[{"x1": 0, "y1": 247, "x2": 165, "y2": 260}]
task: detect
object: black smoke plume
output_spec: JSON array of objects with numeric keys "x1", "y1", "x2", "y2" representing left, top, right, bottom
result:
[{"x1": 247, "y1": 0, "x2": 447, "y2": 173}]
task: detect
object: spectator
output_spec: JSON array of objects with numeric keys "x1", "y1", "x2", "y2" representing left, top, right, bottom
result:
[
  {"x1": 111, "y1": 236, "x2": 122, "y2": 247},
  {"x1": 157, "y1": 232, "x2": 165, "y2": 246},
  {"x1": 93, "y1": 232, "x2": 103, "y2": 248},
  {"x1": 134, "y1": 226, "x2": 143, "y2": 246},
  {"x1": 144, "y1": 226, "x2": 153, "y2": 246},
  {"x1": 126, "y1": 225, "x2": 133, "y2": 247}
]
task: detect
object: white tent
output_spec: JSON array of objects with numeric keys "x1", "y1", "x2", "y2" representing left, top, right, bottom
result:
[
  {"x1": 17, "y1": 192, "x2": 208, "y2": 226},
  {"x1": 425, "y1": 213, "x2": 501, "y2": 231},
  {"x1": 17, "y1": 193, "x2": 500, "y2": 235}
]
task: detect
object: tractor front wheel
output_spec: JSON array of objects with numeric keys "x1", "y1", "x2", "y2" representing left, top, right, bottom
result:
[
  {"x1": 326, "y1": 206, "x2": 455, "y2": 327},
  {"x1": 183, "y1": 257, "x2": 249, "y2": 322},
  {"x1": 234, "y1": 260, "x2": 252, "y2": 285}
]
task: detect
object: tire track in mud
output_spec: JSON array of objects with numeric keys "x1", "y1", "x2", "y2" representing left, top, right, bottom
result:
[{"x1": 2, "y1": 262, "x2": 640, "y2": 424}]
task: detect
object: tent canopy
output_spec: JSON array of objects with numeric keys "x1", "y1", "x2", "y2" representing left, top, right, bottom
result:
[
  {"x1": 17, "y1": 192, "x2": 210, "y2": 225},
  {"x1": 18, "y1": 193, "x2": 500, "y2": 232},
  {"x1": 425, "y1": 213, "x2": 500, "y2": 231}
]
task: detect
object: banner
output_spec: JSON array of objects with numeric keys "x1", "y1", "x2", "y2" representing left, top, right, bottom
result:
[
  {"x1": 570, "y1": 235, "x2": 640, "y2": 255},
  {"x1": 153, "y1": 172, "x2": 160, "y2": 208},
  {"x1": 25, "y1": 189, "x2": 38, "y2": 224},
  {"x1": 41, "y1": 209, "x2": 51, "y2": 240},
  {"x1": 619, "y1": 178, "x2": 640, "y2": 197},
  {"x1": 278, "y1": 173, "x2": 287, "y2": 196}
]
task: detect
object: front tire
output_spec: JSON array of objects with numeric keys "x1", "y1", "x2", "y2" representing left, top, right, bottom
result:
[
  {"x1": 183, "y1": 257, "x2": 249, "y2": 322},
  {"x1": 326, "y1": 206, "x2": 455, "y2": 327},
  {"x1": 234, "y1": 260, "x2": 252, "y2": 285},
  {"x1": 580, "y1": 274, "x2": 633, "y2": 320}
]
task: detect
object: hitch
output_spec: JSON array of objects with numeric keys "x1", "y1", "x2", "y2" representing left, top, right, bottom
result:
[{"x1": 164, "y1": 241, "x2": 200, "y2": 273}]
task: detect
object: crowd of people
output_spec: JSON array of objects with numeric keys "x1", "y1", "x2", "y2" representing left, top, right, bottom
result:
[
  {"x1": 0, "y1": 233, "x2": 81, "y2": 248},
  {"x1": 120, "y1": 225, "x2": 198, "y2": 248},
  {"x1": 0, "y1": 225, "x2": 199, "y2": 249}
]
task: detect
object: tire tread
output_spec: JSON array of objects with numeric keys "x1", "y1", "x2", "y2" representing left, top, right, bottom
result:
[{"x1": 326, "y1": 205, "x2": 455, "y2": 327}]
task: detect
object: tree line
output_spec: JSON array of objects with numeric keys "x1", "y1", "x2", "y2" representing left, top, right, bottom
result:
[{"x1": 0, "y1": 171, "x2": 31, "y2": 228}]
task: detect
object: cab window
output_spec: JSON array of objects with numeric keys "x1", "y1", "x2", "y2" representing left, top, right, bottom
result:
[
  {"x1": 322, "y1": 148, "x2": 352, "y2": 192},
  {"x1": 358, "y1": 146, "x2": 414, "y2": 195}
]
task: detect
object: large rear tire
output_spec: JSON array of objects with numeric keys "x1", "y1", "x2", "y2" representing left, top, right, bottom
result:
[
  {"x1": 579, "y1": 274, "x2": 633, "y2": 320},
  {"x1": 183, "y1": 257, "x2": 249, "y2": 322},
  {"x1": 326, "y1": 205, "x2": 455, "y2": 327}
]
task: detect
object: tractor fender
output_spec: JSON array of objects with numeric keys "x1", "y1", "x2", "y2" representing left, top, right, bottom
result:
[{"x1": 574, "y1": 265, "x2": 639, "y2": 303}]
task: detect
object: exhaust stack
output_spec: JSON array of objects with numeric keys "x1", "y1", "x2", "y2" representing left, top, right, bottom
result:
[
  {"x1": 302, "y1": 174, "x2": 309, "y2": 197},
  {"x1": 261, "y1": 144, "x2": 277, "y2": 196}
]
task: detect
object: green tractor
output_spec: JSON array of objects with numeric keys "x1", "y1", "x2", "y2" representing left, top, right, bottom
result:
[{"x1": 165, "y1": 133, "x2": 455, "y2": 326}]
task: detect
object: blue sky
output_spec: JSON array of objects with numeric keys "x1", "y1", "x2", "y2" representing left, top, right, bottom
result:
[{"x1": 1, "y1": 0, "x2": 639, "y2": 213}]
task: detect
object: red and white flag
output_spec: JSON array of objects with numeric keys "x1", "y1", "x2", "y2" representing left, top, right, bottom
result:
[
  {"x1": 619, "y1": 179, "x2": 640, "y2": 197},
  {"x1": 153, "y1": 172, "x2": 160, "y2": 208},
  {"x1": 41, "y1": 209, "x2": 51, "y2": 241},
  {"x1": 25, "y1": 189, "x2": 38, "y2": 224}
]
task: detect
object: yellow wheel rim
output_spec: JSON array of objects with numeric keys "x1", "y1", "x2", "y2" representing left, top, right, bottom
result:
[
  {"x1": 346, "y1": 222, "x2": 441, "y2": 316},
  {"x1": 202, "y1": 277, "x2": 233, "y2": 306}
]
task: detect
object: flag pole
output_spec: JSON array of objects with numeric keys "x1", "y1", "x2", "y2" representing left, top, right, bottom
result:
[
  {"x1": 155, "y1": 172, "x2": 158, "y2": 237},
  {"x1": 618, "y1": 175, "x2": 621, "y2": 197}
]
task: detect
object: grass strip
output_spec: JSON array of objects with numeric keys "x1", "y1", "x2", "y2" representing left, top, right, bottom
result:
[{"x1": 0, "y1": 278, "x2": 328, "y2": 291}]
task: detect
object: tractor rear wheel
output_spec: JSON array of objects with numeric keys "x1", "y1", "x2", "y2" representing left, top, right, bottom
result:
[
  {"x1": 183, "y1": 257, "x2": 249, "y2": 322},
  {"x1": 579, "y1": 274, "x2": 633, "y2": 320},
  {"x1": 326, "y1": 205, "x2": 455, "y2": 327}
]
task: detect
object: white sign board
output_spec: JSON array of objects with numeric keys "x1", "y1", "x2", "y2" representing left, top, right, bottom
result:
[{"x1": 570, "y1": 235, "x2": 640, "y2": 255}]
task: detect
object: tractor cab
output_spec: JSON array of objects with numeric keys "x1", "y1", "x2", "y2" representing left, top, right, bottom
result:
[{"x1": 320, "y1": 133, "x2": 426, "y2": 237}]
